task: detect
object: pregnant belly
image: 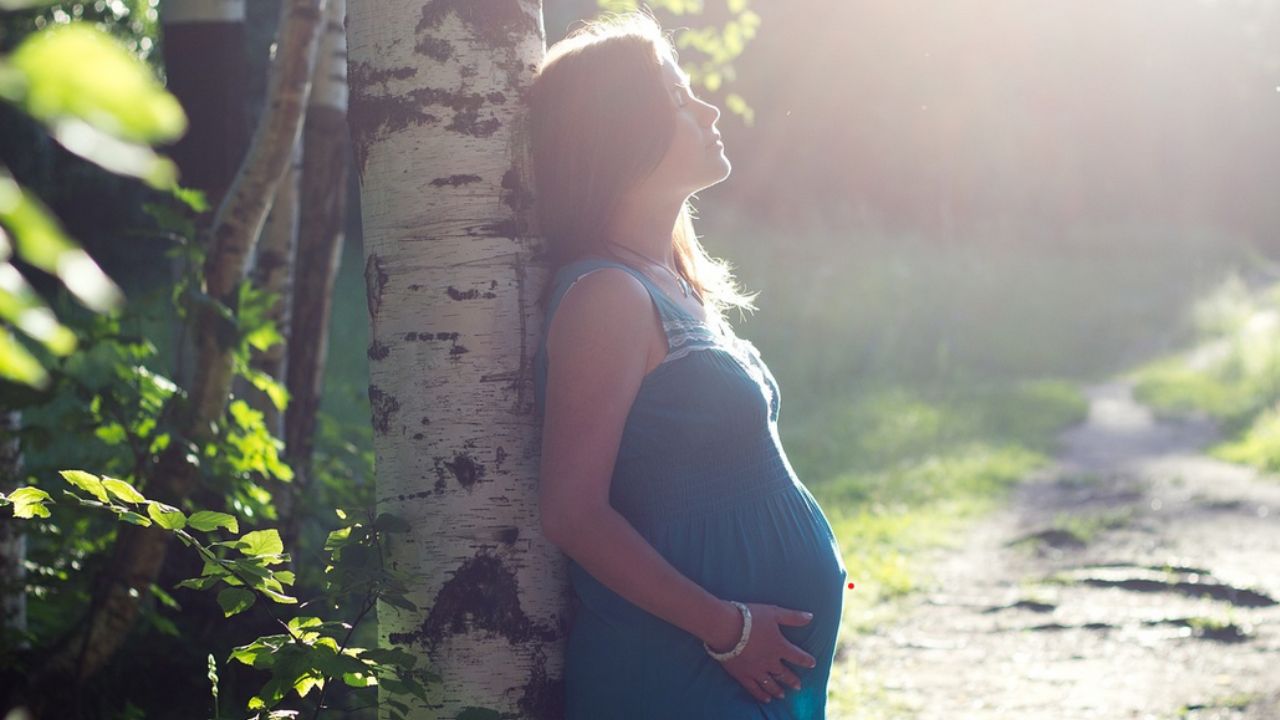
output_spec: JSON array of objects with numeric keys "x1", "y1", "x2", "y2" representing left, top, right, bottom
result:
[{"x1": 634, "y1": 482, "x2": 848, "y2": 645}]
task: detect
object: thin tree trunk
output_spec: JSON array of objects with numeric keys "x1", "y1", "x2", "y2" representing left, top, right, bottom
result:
[
  {"x1": 162, "y1": 0, "x2": 250, "y2": 391},
  {"x1": 0, "y1": 411, "x2": 26, "y2": 645},
  {"x1": 240, "y1": 136, "x2": 302, "y2": 436},
  {"x1": 280, "y1": 0, "x2": 350, "y2": 552},
  {"x1": 346, "y1": 2, "x2": 563, "y2": 717},
  {"x1": 32, "y1": 0, "x2": 327, "y2": 690}
]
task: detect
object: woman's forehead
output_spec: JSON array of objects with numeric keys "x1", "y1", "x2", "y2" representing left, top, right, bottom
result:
[{"x1": 657, "y1": 53, "x2": 690, "y2": 86}]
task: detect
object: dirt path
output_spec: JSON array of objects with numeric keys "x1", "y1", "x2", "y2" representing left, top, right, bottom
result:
[{"x1": 837, "y1": 380, "x2": 1280, "y2": 719}]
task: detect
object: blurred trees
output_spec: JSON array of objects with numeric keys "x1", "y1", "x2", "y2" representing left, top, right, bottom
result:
[{"x1": 723, "y1": 0, "x2": 1280, "y2": 246}]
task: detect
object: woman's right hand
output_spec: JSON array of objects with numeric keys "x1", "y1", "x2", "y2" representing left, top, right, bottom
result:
[{"x1": 707, "y1": 602, "x2": 818, "y2": 704}]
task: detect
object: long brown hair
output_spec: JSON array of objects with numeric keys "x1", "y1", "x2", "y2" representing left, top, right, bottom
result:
[{"x1": 527, "y1": 10, "x2": 757, "y2": 323}]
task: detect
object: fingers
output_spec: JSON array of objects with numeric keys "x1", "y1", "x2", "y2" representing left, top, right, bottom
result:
[
  {"x1": 758, "y1": 674, "x2": 786, "y2": 700},
  {"x1": 777, "y1": 608, "x2": 814, "y2": 627},
  {"x1": 760, "y1": 668, "x2": 802, "y2": 698},
  {"x1": 785, "y1": 648, "x2": 818, "y2": 670},
  {"x1": 737, "y1": 674, "x2": 773, "y2": 704}
]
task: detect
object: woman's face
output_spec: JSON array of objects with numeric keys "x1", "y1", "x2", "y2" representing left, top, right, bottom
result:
[{"x1": 636, "y1": 50, "x2": 731, "y2": 200}]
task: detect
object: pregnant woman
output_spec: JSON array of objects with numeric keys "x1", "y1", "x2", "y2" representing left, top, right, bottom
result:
[{"x1": 530, "y1": 11, "x2": 848, "y2": 719}]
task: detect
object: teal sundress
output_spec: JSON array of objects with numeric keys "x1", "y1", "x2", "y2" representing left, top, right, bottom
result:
[{"x1": 534, "y1": 257, "x2": 848, "y2": 719}]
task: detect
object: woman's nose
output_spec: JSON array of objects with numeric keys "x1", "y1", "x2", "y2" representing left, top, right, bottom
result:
[{"x1": 699, "y1": 98, "x2": 720, "y2": 126}]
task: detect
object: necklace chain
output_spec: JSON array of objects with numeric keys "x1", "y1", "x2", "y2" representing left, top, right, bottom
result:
[{"x1": 606, "y1": 241, "x2": 694, "y2": 299}]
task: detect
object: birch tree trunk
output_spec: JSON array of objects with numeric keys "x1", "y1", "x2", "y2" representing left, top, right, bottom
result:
[
  {"x1": 0, "y1": 411, "x2": 26, "y2": 645},
  {"x1": 346, "y1": 2, "x2": 565, "y2": 717},
  {"x1": 32, "y1": 0, "x2": 327, "y2": 689},
  {"x1": 281, "y1": 0, "x2": 350, "y2": 551},
  {"x1": 242, "y1": 136, "x2": 302, "y2": 436}
]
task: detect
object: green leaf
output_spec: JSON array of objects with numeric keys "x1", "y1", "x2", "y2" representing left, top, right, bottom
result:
[
  {"x1": 175, "y1": 575, "x2": 221, "y2": 591},
  {"x1": 146, "y1": 501, "x2": 186, "y2": 530},
  {"x1": 101, "y1": 476, "x2": 146, "y2": 504},
  {"x1": 286, "y1": 616, "x2": 323, "y2": 633},
  {"x1": 258, "y1": 586, "x2": 298, "y2": 605},
  {"x1": 216, "y1": 587, "x2": 255, "y2": 617},
  {"x1": 0, "y1": 172, "x2": 123, "y2": 313},
  {"x1": 342, "y1": 672, "x2": 378, "y2": 688},
  {"x1": 0, "y1": 326, "x2": 47, "y2": 388},
  {"x1": 293, "y1": 672, "x2": 324, "y2": 698},
  {"x1": 0, "y1": 261, "x2": 77, "y2": 355},
  {"x1": 324, "y1": 525, "x2": 353, "y2": 551},
  {"x1": 7, "y1": 486, "x2": 51, "y2": 519},
  {"x1": 229, "y1": 635, "x2": 289, "y2": 669},
  {"x1": 237, "y1": 528, "x2": 284, "y2": 557},
  {"x1": 115, "y1": 509, "x2": 152, "y2": 526},
  {"x1": 188, "y1": 510, "x2": 239, "y2": 534},
  {"x1": 149, "y1": 583, "x2": 181, "y2": 610},
  {"x1": 59, "y1": 469, "x2": 110, "y2": 503},
  {"x1": 5, "y1": 23, "x2": 186, "y2": 144}
]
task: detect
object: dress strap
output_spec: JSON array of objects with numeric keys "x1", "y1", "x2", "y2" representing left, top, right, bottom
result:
[{"x1": 533, "y1": 257, "x2": 721, "y2": 415}]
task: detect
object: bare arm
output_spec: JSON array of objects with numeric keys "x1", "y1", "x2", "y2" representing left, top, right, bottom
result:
[{"x1": 539, "y1": 268, "x2": 741, "y2": 650}]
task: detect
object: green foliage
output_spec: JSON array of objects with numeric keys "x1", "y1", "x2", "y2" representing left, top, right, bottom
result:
[
  {"x1": 597, "y1": 0, "x2": 760, "y2": 125},
  {"x1": 0, "y1": 22, "x2": 184, "y2": 185},
  {"x1": 1132, "y1": 273, "x2": 1280, "y2": 476},
  {"x1": 1, "y1": 485, "x2": 51, "y2": 518},
  {"x1": 0, "y1": 14, "x2": 183, "y2": 388},
  {"x1": 5, "y1": 470, "x2": 435, "y2": 718}
]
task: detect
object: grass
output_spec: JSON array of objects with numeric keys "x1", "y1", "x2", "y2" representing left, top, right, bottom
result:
[
  {"x1": 785, "y1": 379, "x2": 1087, "y2": 634},
  {"x1": 1129, "y1": 272, "x2": 1280, "y2": 475}
]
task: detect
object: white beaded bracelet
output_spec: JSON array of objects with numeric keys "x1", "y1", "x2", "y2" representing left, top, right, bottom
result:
[{"x1": 703, "y1": 601, "x2": 752, "y2": 661}]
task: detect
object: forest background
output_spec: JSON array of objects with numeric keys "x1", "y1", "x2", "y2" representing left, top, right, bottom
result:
[{"x1": 0, "y1": 0, "x2": 1278, "y2": 718}]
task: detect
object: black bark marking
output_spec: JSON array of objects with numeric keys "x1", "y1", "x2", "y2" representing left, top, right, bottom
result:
[
  {"x1": 496, "y1": 525, "x2": 518, "y2": 544},
  {"x1": 486, "y1": 91, "x2": 506, "y2": 104},
  {"x1": 430, "y1": 174, "x2": 482, "y2": 187},
  {"x1": 368, "y1": 385, "x2": 400, "y2": 435},
  {"x1": 396, "y1": 490, "x2": 433, "y2": 502},
  {"x1": 416, "y1": 0, "x2": 538, "y2": 50},
  {"x1": 421, "y1": 416, "x2": 430, "y2": 425},
  {"x1": 367, "y1": 340, "x2": 390, "y2": 360},
  {"x1": 447, "y1": 109, "x2": 501, "y2": 137},
  {"x1": 517, "y1": 647, "x2": 565, "y2": 720},
  {"x1": 347, "y1": 62, "x2": 426, "y2": 178},
  {"x1": 494, "y1": 445, "x2": 507, "y2": 470},
  {"x1": 474, "y1": 218, "x2": 522, "y2": 238},
  {"x1": 363, "y1": 253, "x2": 387, "y2": 320},
  {"x1": 433, "y1": 452, "x2": 485, "y2": 489},
  {"x1": 386, "y1": 552, "x2": 560, "y2": 654},
  {"x1": 501, "y1": 167, "x2": 535, "y2": 213},
  {"x1": 447, "y1": 286, "x2": 495, "y2": 300},
  {"x1": 413, "y1": 432, "x2": 424, "y2": 440},
  {"x1": 416, "y1": 36, "x2": 454, "y2": 62},
  {"x1": 449, "y1": 344, "x2": 469, "y2": 356}
]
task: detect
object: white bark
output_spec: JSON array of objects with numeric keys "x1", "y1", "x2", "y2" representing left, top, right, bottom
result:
[
  {"x1": 282, "y1": 0, "x2": 349, "y2": 548},
  {"x1": 347, "y1": 2, "x2": 561, "y2": 717}
]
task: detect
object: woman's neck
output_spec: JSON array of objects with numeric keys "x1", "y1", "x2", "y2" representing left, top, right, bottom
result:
[{"x1": 604, "y1": 193, "x2": 685, "y2": 268}]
